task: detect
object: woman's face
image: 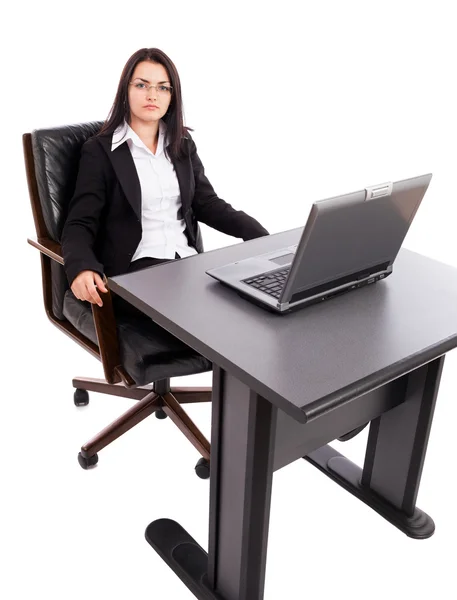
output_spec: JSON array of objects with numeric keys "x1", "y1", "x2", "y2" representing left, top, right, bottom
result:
[{"x1": 128, "y1": 60, "x2": 172, "y2": 124}]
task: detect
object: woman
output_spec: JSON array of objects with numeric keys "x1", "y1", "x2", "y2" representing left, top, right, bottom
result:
[{"x1": 62, "y1": 47, "x2": 269, "y2": 309}]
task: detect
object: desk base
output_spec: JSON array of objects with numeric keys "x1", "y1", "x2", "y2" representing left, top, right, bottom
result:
[
  {"x1": 145, "y1": 519, "x2": 222, "y2": 600},
  {"x1": 304, "y1": 445, "x2": 435, "y2": 539}
]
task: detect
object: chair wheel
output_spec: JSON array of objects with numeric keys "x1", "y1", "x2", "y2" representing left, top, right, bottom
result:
[
  {"x1": 195, "y1": 458, "x2": 210, "y2": 480},
  {"x1": 155, "y1": 408, "x2": 167, "y2": 420},
  {"x1": 74, "y1": 388, "x2": 89, "y2": 406},
  {"x1": 78, "y1": 452, "x2": 98, "y2": 470}
]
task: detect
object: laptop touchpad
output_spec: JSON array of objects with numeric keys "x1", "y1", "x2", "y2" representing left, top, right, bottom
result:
[{"x1": 269, "y1": 252, "x2": 294, "y2": 266}]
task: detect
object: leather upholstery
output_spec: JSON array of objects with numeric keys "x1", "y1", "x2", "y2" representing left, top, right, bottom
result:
[
  {"x1": 63, "y1": 288, "x2": 211, "y2": 386},
  {"x1": 31, "y1": 122, "x2": 103, "y2": 242},
  {"x1": 51, "y1": 260, "x2": 69, "y2": 321},
  {"x1": 32, "y1": 122, "x2": 103, "y2": 320}
]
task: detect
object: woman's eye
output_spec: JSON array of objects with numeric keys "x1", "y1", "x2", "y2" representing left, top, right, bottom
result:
[{"x1": 136, "y1": 83, "x2": 145, "y2": 89}]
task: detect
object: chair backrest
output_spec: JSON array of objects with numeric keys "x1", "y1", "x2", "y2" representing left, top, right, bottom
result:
[
  {"x1": 26, "y1": 122, "x2": 104, "y2": 321},
  {"x1": 31, "y1": 122, "x2": 104, "y2": 242}
]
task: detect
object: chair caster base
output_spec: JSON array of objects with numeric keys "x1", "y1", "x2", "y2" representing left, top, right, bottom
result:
[
  {"x1": 74, "y1": 388, "x2": 89, "y2": 406},
  {"x1": 78, "y1": 452, "x2": 98, "y2": 470},
  {"x1": 195, "y1": 457, "x2": 210, "y2": 479},
  {"x1": 155, "y1": 408, "x2": 168, "y2": 420}
]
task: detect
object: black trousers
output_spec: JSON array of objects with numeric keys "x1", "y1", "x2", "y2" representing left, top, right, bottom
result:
[{"x1": 113, "y1": 254, "x2": 180, "y2": 319}]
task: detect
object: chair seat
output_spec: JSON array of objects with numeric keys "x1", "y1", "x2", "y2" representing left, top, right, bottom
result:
[{"x1": 63, "y1": 290, "x2": 212, "y2": 385}]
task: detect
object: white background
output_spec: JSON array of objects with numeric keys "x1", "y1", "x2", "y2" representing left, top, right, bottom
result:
[{"x1": 2, "y1": 1, "x2": 457, "y2": 598}]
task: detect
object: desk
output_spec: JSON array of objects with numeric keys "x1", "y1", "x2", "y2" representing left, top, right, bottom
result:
[{"x1": 110, "y1": 229, "x2": 457, "y2": 600}]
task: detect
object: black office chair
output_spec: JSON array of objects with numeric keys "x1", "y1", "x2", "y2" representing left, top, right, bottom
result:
[{"x1": 24, "y1": 121, "x2": 212, "y2": 477}]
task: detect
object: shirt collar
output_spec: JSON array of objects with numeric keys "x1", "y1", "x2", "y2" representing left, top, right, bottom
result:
[{"x1": 111, "y1": 119, "x2": 167, "y2": 154}]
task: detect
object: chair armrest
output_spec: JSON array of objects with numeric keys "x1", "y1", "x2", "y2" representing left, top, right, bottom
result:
[
  {"x1": 28, "y1": 236, "x2": 135, "y2": 387},
  {"x1": 92, "y1": 280, "x2": 136, "y2": 388},
  {"x1": 27, "y1": 236, "x2": 64, "y2": 265}
]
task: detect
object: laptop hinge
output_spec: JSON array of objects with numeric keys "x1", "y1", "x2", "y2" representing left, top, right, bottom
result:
[
  {"x1": 365, "y1": 182, "x2": 393, "y2": 201},
  {"x1": 278, "y1": 302, "x2": 290, "y2": 311}
]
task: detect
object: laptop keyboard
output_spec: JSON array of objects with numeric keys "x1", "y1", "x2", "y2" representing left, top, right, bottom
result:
[{"x1": 242, "y1": 267, "x2": 290, "y2": 299}]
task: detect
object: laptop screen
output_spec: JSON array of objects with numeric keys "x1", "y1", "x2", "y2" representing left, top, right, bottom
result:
[{"x1": 283, "y1": 174, "x2": 431, "y2": 300}]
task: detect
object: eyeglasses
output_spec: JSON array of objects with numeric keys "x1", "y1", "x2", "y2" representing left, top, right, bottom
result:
[{"x1": 129, "y1": 81, "x2": 173, "y2": 96}]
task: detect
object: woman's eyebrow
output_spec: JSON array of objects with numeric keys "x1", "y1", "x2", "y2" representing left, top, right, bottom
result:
[{"x1": 134, "y1": 77, "x2": 170, "y2": 84}]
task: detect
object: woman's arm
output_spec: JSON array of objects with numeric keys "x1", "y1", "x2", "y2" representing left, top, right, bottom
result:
[
  {"x1": 189, "y1": 137, "x2": 269, "y2": 240},
  {"x1": 61, "y1": 138, "x2": 107, "y2": 287}
]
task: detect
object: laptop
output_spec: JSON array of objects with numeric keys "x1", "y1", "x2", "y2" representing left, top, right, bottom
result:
[{"x1": 206, "y1": 173, "x2": 432, "y2": 314}]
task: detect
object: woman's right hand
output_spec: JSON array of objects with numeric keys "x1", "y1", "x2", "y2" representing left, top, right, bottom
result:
[{"x1": 71, "y1": 270, "x2": 108, "y2": 307}]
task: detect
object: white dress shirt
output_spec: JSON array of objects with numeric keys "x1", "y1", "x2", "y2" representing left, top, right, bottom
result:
[{"x1": 111, "y1": 120, "x2": 198, "y2": 261}]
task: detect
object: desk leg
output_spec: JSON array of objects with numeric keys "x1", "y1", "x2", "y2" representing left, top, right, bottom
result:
[
  {"x1": 305, "y1": 356, "x2": 444, "y2": 538},
  {"x1": 145, "y1": 366, "x2": 277, "y2": 600}
]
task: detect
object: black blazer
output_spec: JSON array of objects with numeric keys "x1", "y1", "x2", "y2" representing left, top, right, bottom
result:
[{"x1": 61, "y1": 132, "x2": 269, "y2": 286}]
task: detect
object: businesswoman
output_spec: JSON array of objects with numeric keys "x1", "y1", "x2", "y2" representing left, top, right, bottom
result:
[{"x1": 62, "y1": 47, "x2": 269, "y2": 309}]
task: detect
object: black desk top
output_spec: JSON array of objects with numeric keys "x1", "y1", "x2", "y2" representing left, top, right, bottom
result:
[{"x1": 110, "y1": 229, "x2": 457, "y2": 423}]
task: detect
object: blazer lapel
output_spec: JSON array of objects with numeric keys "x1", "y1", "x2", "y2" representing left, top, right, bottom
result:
[
  {"x1": 98, "y1": 133, "x2": 193, "y2": 224},
  {"x1": 98, "y1": 135, "x2": 142, "y2": 221},
  {"x1": 172, "y1": 151, "x2": 193, "y2": 214}
]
